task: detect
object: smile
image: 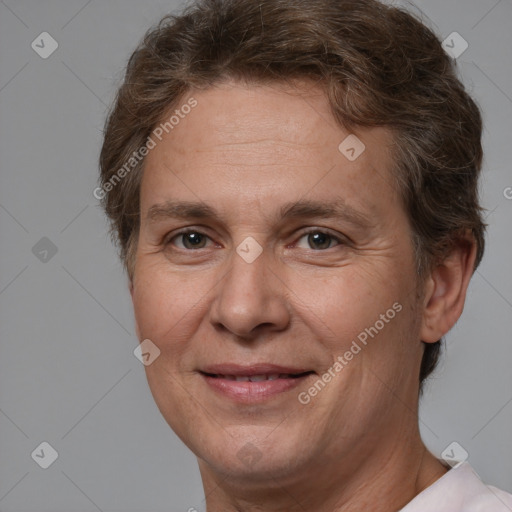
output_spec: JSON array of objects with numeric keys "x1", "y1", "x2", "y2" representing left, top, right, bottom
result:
[
  {"x1": 199, "y1": 364, "x2": 315, "y2": 403},
  {"x1": 207, "y1": 373, "x2": 309, "y2": 381}
]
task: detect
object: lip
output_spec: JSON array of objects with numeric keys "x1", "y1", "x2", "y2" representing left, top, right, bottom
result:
[
  {"x1": 199, "y1": 363, "x2": 315, "y2": 403},
  {"x1": 201, "y1": 363, "x2": 312, "y2": 376}
]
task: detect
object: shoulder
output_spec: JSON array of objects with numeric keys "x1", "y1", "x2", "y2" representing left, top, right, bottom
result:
[{"x1": 400, "y1": 462, "x2": 512, "y2": 512}]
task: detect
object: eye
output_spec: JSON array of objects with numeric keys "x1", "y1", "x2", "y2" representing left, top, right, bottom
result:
[
  {"x1": 165, "y1": 228, "x2": 344, "y2": 251},
  {"x1": 295, "y1": 230, "x2": 343, "y2": 250},
  {"x1": 167, "y1": 230, "x2": 213, "y2": 250}
]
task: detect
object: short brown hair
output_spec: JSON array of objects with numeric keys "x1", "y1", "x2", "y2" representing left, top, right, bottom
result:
[{"x1": 99, "y1": 0, "x2": 486, "y2": 388}]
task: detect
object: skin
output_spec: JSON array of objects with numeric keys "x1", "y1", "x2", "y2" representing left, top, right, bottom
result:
[{"x1": 130, "y1": 79, "x2": 477, "y2": 511}]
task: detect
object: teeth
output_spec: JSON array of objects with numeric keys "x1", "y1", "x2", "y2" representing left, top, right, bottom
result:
[
  {"x1": 248, "y1": 374, "x2": 267, "y2": 382},
  {"x1": 218, "y1": 373, "x2": 293, "y2": 381}
]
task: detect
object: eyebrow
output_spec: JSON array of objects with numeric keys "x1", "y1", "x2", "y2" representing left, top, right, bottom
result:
[{"x1": 145, "y1": 198, "x2": 374, "y2": 229}]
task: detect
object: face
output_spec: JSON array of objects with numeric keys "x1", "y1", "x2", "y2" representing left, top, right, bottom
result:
[{"x1": 131, "y1": 80, "x2": 426, "y2": 485}]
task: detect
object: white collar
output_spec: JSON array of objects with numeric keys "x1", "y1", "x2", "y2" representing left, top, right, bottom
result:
[{"x1": 398, "y1": 461, "x2": 512, "y2": 511}]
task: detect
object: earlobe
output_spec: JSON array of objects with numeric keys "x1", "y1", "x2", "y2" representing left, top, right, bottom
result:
[{"x1": 420, "y1": 233, "x2": 478, "y2": 343}]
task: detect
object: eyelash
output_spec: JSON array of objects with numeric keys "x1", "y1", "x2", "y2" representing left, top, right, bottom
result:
[{"x1": 164, "y1": 227, "x2": 346, "y2": 251}]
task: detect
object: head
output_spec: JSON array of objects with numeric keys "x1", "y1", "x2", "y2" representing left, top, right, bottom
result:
[{"x1": 99, "y1": 0, "x2": 485, "y2": 488}]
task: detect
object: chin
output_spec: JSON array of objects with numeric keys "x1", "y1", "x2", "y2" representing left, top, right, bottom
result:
[{"x1": 191, "y1": 423, "x2": 312, "y2": 482}]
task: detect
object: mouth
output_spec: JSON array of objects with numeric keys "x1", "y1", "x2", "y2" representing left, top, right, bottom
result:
[
  {"x1": 199, "y1": 364, "x2": 315, "y2": 403},
  {"x1": 202, "y1": 371, "x2": 313, "y2": 381}
]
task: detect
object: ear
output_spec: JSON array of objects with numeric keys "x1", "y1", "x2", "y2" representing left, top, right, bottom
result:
[
  {"x1": 420, "y1": 231, "x2": 478, "y2": 343},
  {"x1": 129, "y1": 277, "x2": 142, "y2": 341}
]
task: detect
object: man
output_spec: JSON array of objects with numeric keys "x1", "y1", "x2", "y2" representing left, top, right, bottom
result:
[{"x1": 98, "y1": 0, "x2": 512, "y2": 510}]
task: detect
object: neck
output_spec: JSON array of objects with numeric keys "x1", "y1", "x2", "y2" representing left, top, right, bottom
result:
[{"x1": 198, "y1": 418, "x2": 448, "y2": 512}]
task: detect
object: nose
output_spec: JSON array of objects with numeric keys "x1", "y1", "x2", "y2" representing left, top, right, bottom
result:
[{"x1": 208, "y1": 245, "x2": 291, "y2": 340}]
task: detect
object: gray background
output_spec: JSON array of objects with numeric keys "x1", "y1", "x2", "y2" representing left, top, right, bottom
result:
[{"x1": 0, "y1": 0, "x2": 511, "y2": 510}]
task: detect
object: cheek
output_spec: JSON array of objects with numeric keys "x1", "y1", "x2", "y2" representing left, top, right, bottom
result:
[
  {"x1": 131, "y1": 260, "x2": 212, "y2": 343},
  {"x1": 289, "y1": 264, "x2": 405, "y2": 349}
]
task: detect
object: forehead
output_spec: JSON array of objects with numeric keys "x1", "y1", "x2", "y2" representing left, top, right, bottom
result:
[
  {"x1": 140, "y1": 80, "x2": 398, "y2": 218},
  {"x1": 150, "y1": 79, "x2": 393, "y2": 154}
]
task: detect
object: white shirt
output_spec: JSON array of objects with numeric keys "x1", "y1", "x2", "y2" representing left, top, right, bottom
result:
[{"x1": 399, "y1": 462, "x2": 512, "y2": 511}]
